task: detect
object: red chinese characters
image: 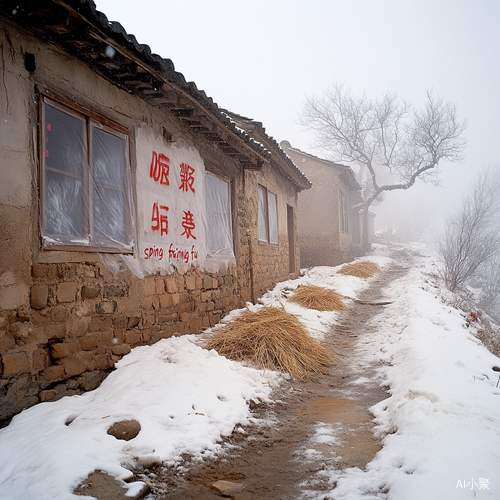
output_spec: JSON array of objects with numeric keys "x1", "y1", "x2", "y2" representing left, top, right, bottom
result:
[
  {"x1": 150, "y1": 151, "x2": 170, "y2": 186},
  {"x1": 151, "y1": 202, "x2": 169, "y2": 236},
  {"x1": 179, "y1": 163, "x2": 195, "y2": 193},
  {"x1": 181, "y1": 210, "x2": 196, "y2": 239}
]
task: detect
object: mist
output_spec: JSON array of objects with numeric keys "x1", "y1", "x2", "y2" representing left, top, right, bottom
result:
[{"x1": 95, "y1": 0, "x2": 500, "y2": 243}]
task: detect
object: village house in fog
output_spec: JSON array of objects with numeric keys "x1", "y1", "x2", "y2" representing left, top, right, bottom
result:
[
  {"x1": 0, "y1": 0, "x2": 311, "y2": 423},
  {"x1": 280, "y1": 141, "x2": 366, "y2": 268}
]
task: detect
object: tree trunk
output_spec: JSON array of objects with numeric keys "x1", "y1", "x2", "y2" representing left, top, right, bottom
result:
[{"x1": 362, "y1": 205, "x2": 372, "y2": 252}]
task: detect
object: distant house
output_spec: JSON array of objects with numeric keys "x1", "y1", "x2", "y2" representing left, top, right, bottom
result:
[
  {"x1": 0, "y1": 0, "x2": 310, "y2": 422},
  {"x1": 280, "y1": 141, "x2": 365, "y2": 268}
]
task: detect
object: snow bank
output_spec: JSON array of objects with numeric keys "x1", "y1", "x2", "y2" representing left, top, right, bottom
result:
[
  {"x1": 327, "y1": 243, "x2": 500, "y2": 499},
  {"x1": 0, "y1": 336, "x2": 279, "y2": 500}
]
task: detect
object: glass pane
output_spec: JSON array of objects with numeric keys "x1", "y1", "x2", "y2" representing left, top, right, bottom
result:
[
  {"x1": 91, "y1": 126, "x2": 129, "y2": 246},
  {"x1": 45, "y1": 170, "x2": 85, "y2": 238},
  {"x1": 206, "y1": 173, "x2": 233, "y2": 256},
  {"x1": 268, "y1": 191, "x2": 278, "y2": 244},
  {"x1": 44, "y1": 102, "x2": 85, "y2": 178},
  {"x1": 258, "y1": 186, "x2": 269, "y2": 242},
  {"x1": 93, "y1": 186, "x2": 127, "y2": 243},
  {"x1": 92, "y1": 127, "x2": 126, "y2": 188}
]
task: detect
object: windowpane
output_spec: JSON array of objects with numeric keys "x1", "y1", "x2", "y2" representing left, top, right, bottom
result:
[
  {"x1": 91, "y1": 126, "x2": 129, "y2": 246},
  {"x1": 44, "y1": 103, "x2": 85, "y2": 178},
  {"x1": 92, "y1": 127, "x2": 126, "y2": 188},
  {"x1": 43, "y1": 102, "x2": 86, "y2": 240},
  {"x1": 258, "y1": 185, "x2": 269, "y2": 242},
  {"x1": 205, "y1": 172, "x2": 234, "y2": 256},
  {"x1": 268, "y1": 191, "x2": 278, "y2": 244},
  {"x1": 45, "y1": 170, "x2": 85, "y2": 239}
]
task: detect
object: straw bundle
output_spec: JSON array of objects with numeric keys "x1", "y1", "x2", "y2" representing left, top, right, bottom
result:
[
  {"x1": 206, "y1": 306, "x2": 333, "y2": 380},
  {"x1": 289, "y1": 284, "x2": 347, "y2": 311},
  {"x1": 338, "y1": 261, "x2": 381, "y2": 278}
]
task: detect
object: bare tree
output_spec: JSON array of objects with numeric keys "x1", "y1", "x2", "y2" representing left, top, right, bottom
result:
[
  {"x1": 300, "y1": 83, "x2": 467, "y2": 249},
  {"x1": 439, "y1": 168, "x2": 500, "y2": 292},
  {"x1": 476, "y1": 254, "x2": 500, "y2": 317}
]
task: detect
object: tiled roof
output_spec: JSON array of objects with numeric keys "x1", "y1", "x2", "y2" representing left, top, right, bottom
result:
[{"x1": 1, "y1": 0, "x2": 280, "y2": 171}]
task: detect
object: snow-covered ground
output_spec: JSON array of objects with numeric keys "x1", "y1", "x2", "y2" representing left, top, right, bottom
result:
[{"x1": 0, "y1": 243, "x2": 499, "y2": 499}]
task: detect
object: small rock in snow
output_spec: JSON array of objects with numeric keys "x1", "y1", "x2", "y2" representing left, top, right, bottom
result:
[{"x1": 107, "y1": 419, "x2": 141, "y2": 441}]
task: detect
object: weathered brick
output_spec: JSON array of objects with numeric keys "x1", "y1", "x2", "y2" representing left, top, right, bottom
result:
[
  {"x1": 113, "y1": 316, "x2": 128, "y2": 329},
  {"x1": 185, "y1": 275, "x2": 196, "y2": 291},
  {"x1": 81, "y1": 285, "x2": 101, "y2": 300},
  {"x1": 79, "y1": 331, "x2": 113, "y2": 351},
  {"x1": 39, "y1": 389, "x2": 57, "y2": 402},
  {"x1": 155, "y1": 279, "x2": 165, "y2": 294},
  {"x1": 78, "y1": 370, "x2": 103, "y2": 391},
  {"x1": 203, "y1": 276, "x2": 213, "y2": 290},
  {"x1": 159, "y1": 294, "x2": 173, "y2": 309},
  {"x1": 180, "y1": 312, "x2": 191, "y2": 323},
  {"x1": 165, "y1": 277, "x2": 178, "y2": 294},
  {"x1": 111, "y1": 344, "x2": 131, "y2": 356},
  {"x1": 96, "y1": 301, "x2": 117, "y2": 314},
  {"x1": 158, "y1": 313, "x2": 177, "y2": 324},
  {"x1": 88, "y1": 317, "x2": 113, "y2": 332},
  {"x1": 143, "y1": 278, "x2": 156, "y2": 296},
  {"x1": 171, "y1": 293, "x2": 180, "y2": 306},
  {"x1": 32, "y1": 263, "x2": 49, "y2": 278},
  {"x1": 46, "y1": 323, "x2": 67, "y2": 340},
  {"x1": 104, "y1": 285, "x2": 126, "y2": 298},
  {"x1": 31, "y1": 285, "x2": 48, "y2": 309},
  {"x1": 50, "y1": 342, "x2": 71, "y2": 359},
  {"x1": 95, "y1": 353, "x2": 112, "y2": 369},
  {"x1": 32, "y1": 347, "x2": 50, "y2": 371},
  {"x1": 40, "y1": 364, "x2": 65, "y2": 383},
  {"x1": 125, "y1": 330, "x2": 141, "y2": 345},
  {"x1": 2, "y1": 352, "x2": 30, "y2": 375},
  {"x1": 57, "y1": 282, "x2": 77, "y2": 303},
  {"x1": 51, "y1": 306, "x2": 67, "y2": 323},
  {"x1": 64, "y1": 356, "x2": 86, "y2": 377},
  {"x1": 127, "y1": 316, "x2": 141, "y2": 329},
  {"x1": 0, "y1": 332, "x2": 16, "y2": 353},
  {"x1": 67, "y1": 316, "x2": 89, "y2": 339},
  {"x1": 201, "y1": 291, "x2": 213, "y2": 302}
]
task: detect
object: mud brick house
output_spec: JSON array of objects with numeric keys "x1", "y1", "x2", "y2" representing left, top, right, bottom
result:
[
  {"x1": 0, "y1": 0, "x2": 311, "y2": 422},
  {"x1": 280, "y1": 141, "x2": 364, "y2": 268}
]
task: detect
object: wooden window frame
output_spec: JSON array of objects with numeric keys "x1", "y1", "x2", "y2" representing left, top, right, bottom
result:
[
  {"x1": 340, "y1": 190, "x2": 349, "y2": 234},
  {"x1": 205, "y1": 171, "x2": 234, "y2": 258},
  {"x1": 258, "y1": 184, "x2": 278, "y2": 245},
  {"x1": 38, "y1": 89, "x2": 134, "y2": 253}
]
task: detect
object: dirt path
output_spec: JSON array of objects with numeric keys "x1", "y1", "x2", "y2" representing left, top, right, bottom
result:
[{"x1": 136, "y1": 256, "x2": 410, "y2": 499}]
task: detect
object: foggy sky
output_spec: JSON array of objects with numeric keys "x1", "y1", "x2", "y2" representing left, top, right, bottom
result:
[{"x1": 95, "y1": 0, "x2": 500, "y2": 239}]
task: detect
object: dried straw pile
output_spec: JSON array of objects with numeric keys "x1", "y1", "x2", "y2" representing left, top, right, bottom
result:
[
  {"x1": 338, "y1": 261, "x2": 381, "y2": 278},
  {"x1": 206, "y1": 306, "x2": 333, "y2": 379},
  {"x1": 289, "y1": 284, "x2": 347, "y2": 311}
]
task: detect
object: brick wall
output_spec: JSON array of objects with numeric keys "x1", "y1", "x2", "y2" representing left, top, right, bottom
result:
[{"x1": 0, "y1": 261, "x2": 242, "y2": 422}]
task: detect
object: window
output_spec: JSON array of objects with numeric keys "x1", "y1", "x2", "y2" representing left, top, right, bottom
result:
[
  {"x1": 40, "y1": 95, "x2": 133, "y2": 251},
  {"x1": 258, "y1": 185, "x2": 278, "y2": 244},
  {"x1": 205, "y1": 172, "x2": 234, "y2": 257},
  {"x1": 340, "y1": 191, "x2": 349, "y2": 234}
]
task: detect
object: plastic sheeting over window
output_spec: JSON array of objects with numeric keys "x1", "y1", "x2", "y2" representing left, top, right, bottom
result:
[
  {"x1": 258, "y1": 185, "x2": 269, "y2": 242},
  {"x1": 205, "y1": 172, "x2": 234, "y2": 257},
  {"x1": 258, "y1": 185, "x2": 278, "y2": 244},
  {"x1": 41, "y1": 97, "x2": 134, "y2": 252},
  {"x1": 268, "y1": 191, "x2": 278, "y2": 244}
]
